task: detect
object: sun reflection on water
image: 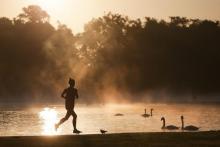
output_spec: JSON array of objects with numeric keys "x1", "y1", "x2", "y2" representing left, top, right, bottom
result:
[{"x1": 39, "y1": 107, "x2": 59, "y2": 135}]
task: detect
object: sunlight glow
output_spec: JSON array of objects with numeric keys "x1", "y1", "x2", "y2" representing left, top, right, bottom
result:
[
  {"x1": 39, "y1": 107, "x2": 59, "y2": 135},
  {"x1": 28, "y1": 0, "x2": 65, "y2": 12}
]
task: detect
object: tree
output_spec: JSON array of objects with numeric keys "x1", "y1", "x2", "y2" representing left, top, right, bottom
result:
[{"x1": 18, "y1": 5, "x2": 49, "y2": 23}]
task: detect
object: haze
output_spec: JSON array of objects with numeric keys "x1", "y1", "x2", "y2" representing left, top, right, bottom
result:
[
  {"x1": 1, "y1": 0, "x2": 220, "y2": 32},
  {"x1": 1, "y1": 1, "x2": 220, "y2": 104}
]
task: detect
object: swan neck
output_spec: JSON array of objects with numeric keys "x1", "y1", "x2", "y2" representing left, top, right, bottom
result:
[
  {"x1": 144, "y1": 109, "x2": 146, "y2": 114},
  {"x1": 150, "y1": 110, "x2": 152, "y2": 116},
  {"x1": 162, "y1": 119, "x2": 165, "y2": 128},
  {"x1": 181, "y1": 119, "x2": 184, "y2": 129}
]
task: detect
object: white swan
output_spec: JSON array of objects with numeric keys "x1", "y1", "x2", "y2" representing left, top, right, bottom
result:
[
  {"x1": 142, "y1": 108, "x2": 153, "y2": 117},
  {"x1": 161, "y1": 117, "x2": 179, "y2": 130},
  {"x1": 181, "y1": 115, "x2": 199, "y2": 131}
]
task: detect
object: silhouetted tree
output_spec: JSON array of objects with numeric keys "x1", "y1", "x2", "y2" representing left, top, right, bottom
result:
[
  {"x1": 1, "y1": 6, "x2": 220, "y2": 102},
  {"x1": 18, "y1": 5, "x2": 49, "y2": 23},
  {"x1": 0, "y1": 6, "x2": 78, "y2": 102},
  {"x1": 77, "y1": 13, "x2": 220, "y2": 99}
]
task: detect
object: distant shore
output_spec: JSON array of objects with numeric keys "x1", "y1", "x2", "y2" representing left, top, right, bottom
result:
[
  {"x1": 1, "y1": 101, "x2": 220, "y2": 110},
  {"x1": 1, "y1": 131, "x2": 220, "y2": 147}
]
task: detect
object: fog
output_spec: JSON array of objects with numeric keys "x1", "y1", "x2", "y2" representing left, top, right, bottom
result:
[{"x1": 0, "y1": 6, "x2": 220, "y2": 105}]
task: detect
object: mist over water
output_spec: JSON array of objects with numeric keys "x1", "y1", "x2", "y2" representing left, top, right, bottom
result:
[
  {"x1": 0, "y1": 103, "x2": 220, "y2": 136},
  {"x1": 1, "y1": 6, "x2": 220, "y2": 104}
]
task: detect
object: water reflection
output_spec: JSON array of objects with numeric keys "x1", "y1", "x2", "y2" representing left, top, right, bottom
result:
[
  {"x1": 39, "y1": 107, "x2": 59, "y2": 135},
  {"x1": 0, "y1": 104, "x2": 220, "y2": 136}
]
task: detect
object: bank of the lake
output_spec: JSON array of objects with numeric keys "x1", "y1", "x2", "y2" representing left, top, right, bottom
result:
[{"x1": 0, "y1": 131, "x2": 220, "y2": 147}]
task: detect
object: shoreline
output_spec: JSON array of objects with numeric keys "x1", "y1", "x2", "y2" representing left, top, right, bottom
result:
[
  {"x1": 1, "y1": 131, "x2": 220, "y2": 147},
  {"x1": 1, "y1": 101, "x2": 220, "y2": 111}
]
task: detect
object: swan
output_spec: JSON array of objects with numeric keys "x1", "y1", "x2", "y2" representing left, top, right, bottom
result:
[
  {"x1": 142, "y1": 108, "x2": 153, "y2": 117},
  {"x1": 115, "y1": 113, "x2": 124, "y2": 116},
  {"x1": 161, "y1": 117, "x2": 179, "y2": 130},
  {"x1": 181, "y1": 115, "x2": 199, "y2": 131}
]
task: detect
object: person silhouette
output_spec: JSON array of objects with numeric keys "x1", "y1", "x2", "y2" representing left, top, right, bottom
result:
[{"x1": 55, "y1": 78, "x2": 81, "y2": 134}]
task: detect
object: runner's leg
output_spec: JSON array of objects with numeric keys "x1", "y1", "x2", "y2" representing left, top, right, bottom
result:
[
  {"x1": 56, "y1": 110, "x2": 71, "y2": 128},
  {"x1": 69, "y1": 110, "x2": 77, "y2": 130}
]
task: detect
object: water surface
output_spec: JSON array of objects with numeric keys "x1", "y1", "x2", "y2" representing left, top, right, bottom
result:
[{"x1": 0, "y1": 103, "x2": 220, "y2": 136}]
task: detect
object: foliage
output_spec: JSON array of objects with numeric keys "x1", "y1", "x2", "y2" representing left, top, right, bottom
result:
[{"x1": 0, "y1": 6, "x2": 220, "y2": 102}]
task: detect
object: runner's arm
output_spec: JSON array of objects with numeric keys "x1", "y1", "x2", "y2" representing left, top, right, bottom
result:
[
  {"x1": 75, "y1": 89, "x2": 79, "y2": 99},
  {"x1": 61, "y1": 89, "x2": 67, "y2": 98}
]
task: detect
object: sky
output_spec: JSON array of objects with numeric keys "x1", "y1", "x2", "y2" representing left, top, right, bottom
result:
[{"x1": 0, "y1": 0, "x2": 220, "y2": 33}]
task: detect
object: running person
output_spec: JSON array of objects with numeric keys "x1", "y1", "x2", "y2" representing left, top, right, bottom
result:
[{"x1": 55, "y1": 78, "x2": 81, "y2": 133}]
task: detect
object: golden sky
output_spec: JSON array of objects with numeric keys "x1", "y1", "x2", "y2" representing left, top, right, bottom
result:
[{"x1": 1, "y1": 0, "x2": 220, "y2": 33}]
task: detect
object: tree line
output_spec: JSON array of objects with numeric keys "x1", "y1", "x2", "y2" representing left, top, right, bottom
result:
[{"x1": 0, "y1": 5, "x2": 220, "y2": 102}]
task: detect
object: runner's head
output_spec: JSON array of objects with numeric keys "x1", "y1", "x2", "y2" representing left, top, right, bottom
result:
[{"x1": 69, "y1": 78, "x2": 75, "y2": 87}]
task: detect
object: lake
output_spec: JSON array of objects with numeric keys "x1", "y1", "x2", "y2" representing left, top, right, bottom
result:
[{"x1": 0, "y1": 103, "x2": 220, "y2": 136}]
